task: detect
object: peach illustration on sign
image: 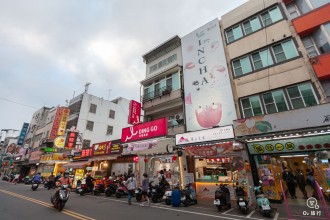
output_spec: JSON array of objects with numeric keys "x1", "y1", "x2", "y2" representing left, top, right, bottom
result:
[
  {"x1": 195, "y1": 103, "x2": 222, "y2": 128},
  {"x1": 185, "y1": 62, "x2": 195, "y2": 70}
]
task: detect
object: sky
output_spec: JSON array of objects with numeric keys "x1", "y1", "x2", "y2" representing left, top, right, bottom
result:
[{"x1": 0, "y1": 0, "x2": 247, "y2": 132}]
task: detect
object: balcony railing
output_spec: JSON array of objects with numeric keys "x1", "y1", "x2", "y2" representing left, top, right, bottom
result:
[{"x1": 142, "y1": 85, "x2": 172, "y2": 102}]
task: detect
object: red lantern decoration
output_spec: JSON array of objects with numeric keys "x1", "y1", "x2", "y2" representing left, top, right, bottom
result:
[
  {"x1": 133, "y1": 156, "x2": 139, "y2": 163},
  {"x1": 172, "y1": 155, "x2": 177, "y2": 161},
  {"x1": 144, "y1": 158, "x2": 148, "y2": 163}
]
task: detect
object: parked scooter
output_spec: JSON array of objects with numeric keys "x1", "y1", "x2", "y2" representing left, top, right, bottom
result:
[
  {"x1": 116, "y1": 181, "x2": 131, "y2": 198},
  {"x1": 93, "y1": 183, "x2": 106, "y2": 196},
  {"x1": 31, "y1": 181, "x2": 40, "y2": 191},
  {"x1": 135, "y1": 187, "x2": 143, "y2": 201},
  {"x1": 79, "y1": 183, "x2": 93, "y2": 196},
  {"x1": 75, "y1": 179, "x2": 83, "y2": 194},
  {"x1": 105, "y1": 180, "x2": 118, "y2": 197},
  {"x1": 44, "y1": 181, "x2": 56, "y2": 190},
  {"x1": 235, "y1": 182, "x2": 249, "y2": 214},
  {"x1": 181, "y1": 183, "x2": 197, "y2": 207},
  {"x1": 51, "y1": 184, "x2": 70, "y2": 211},
  {"x1": 214, "y1": 184, "x2": 231, "y2": 211},
  {"x1": 254, "y1": 182, "x2": 273, "y2": 217},
  {"x1": 150, "y1": 183, "x2": 166, "y2": 203}
]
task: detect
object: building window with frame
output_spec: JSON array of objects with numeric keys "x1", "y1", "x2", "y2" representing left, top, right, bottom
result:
[
  {"x1": 83, "y1": 139, "x2": 91, "y2": 148},
  {"x1": 243, "y1": 17, "x2": 262, "y2": 35},
  {"x1": 286, "y1": 3, "x2": 300, "y2": 19},
  {"x1": 286, "y1": 83, "x2": 318, "y2": 109},
  {"x1": 109, "y1": 110, "x2": 115, "y2": 119},
  {"x1": 251, "y1": 49, "x2": 273, "y2": 70},
  {"x1": 272, "y1": 39, "x2": 299, "y2": 63},
  {"x1": 302, "y1": 36, "x2": 319, "y2": 57},
  {"x1": 233, "y1": 56, "x2": 253, "y2": 77},
  {"x1": 166, "y1": 74, "x2": 173, "y2": 90},
  {"x1": 262, "y1": 90, "x2": 288, "y2": 114},
  {"x1": 226, "y1": 25, "x2": 243, "y2": 43},
  {"x1": 106, "y1": 126, "x2": 113, "y2": 135},
  {"x1": 260, "y1": 6, "x2": 283, "y2": 27},
  {"x1": 241, "y1": 95, "x2": 263, "y2": 118},
  {"x1": 86, "y1": 120, "x2": 94, "y2": 131},
  {"x1": 89, "y1": 104, "x2": 97, "y2": 114}
]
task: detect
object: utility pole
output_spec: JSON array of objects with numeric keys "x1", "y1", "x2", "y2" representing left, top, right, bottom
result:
[{"x1": 108, "y1": 89, "x2": 112, "y2": 101}]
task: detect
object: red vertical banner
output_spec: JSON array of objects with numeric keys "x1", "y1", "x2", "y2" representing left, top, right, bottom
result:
[
  {"x1": 128, "y1": 100, "x2": 141, "y2": 124},
  {"x1": 49, "y1": 108, "x2": 64, "y2": 139}
]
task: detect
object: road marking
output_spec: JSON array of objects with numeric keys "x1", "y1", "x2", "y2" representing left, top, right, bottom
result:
[
  {"x1": 273, "y1": 212, "x2": 279, "y2": 220},
  {"x1": 247, "y1": 210, "x2": 255, "y2": 218},
  {"x1": 222, "y1": 208, "x2": 234, "y2": 214},
  {"x1": 0, "y1": 188, "x2": 95, "y2": 220}
]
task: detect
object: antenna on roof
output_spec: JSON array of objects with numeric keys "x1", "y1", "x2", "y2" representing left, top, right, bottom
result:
[{"x1": 84, "y1": 82, "x2": 91, "y2": 93}]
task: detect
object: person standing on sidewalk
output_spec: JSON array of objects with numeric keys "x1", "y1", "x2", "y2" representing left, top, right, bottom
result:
[
  {"x1": 125, "y1": 173, "x2": 137, "y2": 205},
  {"x1": 282, "y1": 168, "x2": 297, "y2": 199},
  {"x1": 296, "y1": 169, "x2": 308, "y2": 199},
  {"x1": 140, "y1": 173, "x2": 150, "y2": 206}
]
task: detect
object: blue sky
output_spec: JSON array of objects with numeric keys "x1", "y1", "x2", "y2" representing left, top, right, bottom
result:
[{"x1": 0, "y1": 0, "x2": 247, "y2": 131}]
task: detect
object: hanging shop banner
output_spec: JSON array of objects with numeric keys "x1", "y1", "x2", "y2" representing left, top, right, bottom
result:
[
  {"x1": 185, "y1": 142, "x2": 239, "y2": 156},
  {"x1": 28, "y1": 150, "x2": 43, "y2": 163},
  {"x1": 57, "y1": 108, "x2": 70, "y2": 136},
  {"x1": 17, "y1": 122, "x2": 29, "y2": 146},
  {"x1": 247, "y1": 135, "x2": 330, "y2": 155},
  {"x1": 92, "y1": 141, "x2": 111, "y2": 156},
  {"x1": 65, "y1": 131, "x2": 78, "y2": 149},
  {"x1": 49, "y1": 107, "x2": 64, "y2": 139},
  {"x1": 54, "y1": 136, "x2": 65, "y2": 148},
  {"x1": 81, "y1": 148, "x2": 93, "y2": 158},
  {"x1": 181, "y1": 19, "x2": 237, "y2": 132},
  {"x1": 234, "y1": 103, "x2": 330, "y2": 137},
  {"x1": 126, "y1": 140, "x2": 158, "y2": 152},
  {"x1": 175, "y1": 125, "x2": 234, "y2": 145},
  {"x1": 39, "y1": 153, "x2": 69, "y2": 163},
  {"x1": 121, "y1": 118, "x2": 167, "y2": 143},
  {"x1": 128, "y1": 100, "x2": 141, "y2": 125},
  {"x1": 5, "y1": 143, "x2": 18, "y2": 155}
]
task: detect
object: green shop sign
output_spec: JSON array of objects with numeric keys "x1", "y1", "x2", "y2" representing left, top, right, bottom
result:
[
  {"x1": 247, "y1": 135, "x2": 330, "y2": 155},
  {"x1": 43, "y1": 148, "x2": 57, "y2": 153}
]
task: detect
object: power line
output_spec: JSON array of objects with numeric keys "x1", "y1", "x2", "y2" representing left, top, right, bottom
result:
[{"x1": 0, "y1": 97, "x2": 39, "y2": 109}]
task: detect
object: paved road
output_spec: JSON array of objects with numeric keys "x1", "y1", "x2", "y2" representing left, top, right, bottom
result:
[{"x1": 0, "y1": 180, "x2": 325, "y2": 220}]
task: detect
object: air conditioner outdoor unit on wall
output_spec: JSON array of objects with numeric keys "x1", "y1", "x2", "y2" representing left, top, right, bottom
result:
[{"x1": 175, "y1": 114, "x2": 183, "y2": 120}]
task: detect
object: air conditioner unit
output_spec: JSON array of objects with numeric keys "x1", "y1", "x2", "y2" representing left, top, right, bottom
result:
[
  {"x1": 168, "y1": 120, "x2": 178, "y2": 127},
  {"x1": 175, "y1": 114, "x2": 183, "y2": 120}
]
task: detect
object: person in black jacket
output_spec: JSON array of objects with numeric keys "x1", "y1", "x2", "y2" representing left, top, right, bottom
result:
[
  {"x1": 296, "y1": 169, "x2": 308, "y2": 199},
  {"x1": 86, "y1": 173, "x2": 95, "y2": 192},
  {"x1": 282, "y1": 168, "x2": 297, "y2": 199}
]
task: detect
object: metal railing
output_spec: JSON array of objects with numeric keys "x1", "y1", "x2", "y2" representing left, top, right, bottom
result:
[{"x1": 142, "y1": 85, "x2": 172, "y2": 102}]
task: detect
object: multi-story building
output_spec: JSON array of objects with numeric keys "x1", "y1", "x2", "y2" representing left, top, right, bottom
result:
[
  {"x1": 221, "y1": 0, "x2": 330, "y2": 202},
  {"x1": 284, "y1": 0, "x2": 330, "y2": 100},
  {"x1": 66, "y1": 92, "x2": 131, "y2": 148}
]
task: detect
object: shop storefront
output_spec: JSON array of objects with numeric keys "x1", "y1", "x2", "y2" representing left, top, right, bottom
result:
[
  {"x1": 38, "y1": 153, "x2": 69, "y2": 177},
  {"x1": 233, "y1": 103, "x2": 330, "y2": 203},
  {"x1": 175, "y1": 125, "x2": 253, "y2": 199},
  {"x1": 121, "y1": 118, "x2": 179, "y2": 185},
  {"x1": 63, "y1": 151, "x2": 90, "y2": 188},
  {"x1": 26, "y1": 150, "x2": 43, "y2": 177}
]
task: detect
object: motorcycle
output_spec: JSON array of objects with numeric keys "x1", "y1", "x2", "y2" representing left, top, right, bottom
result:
[
  {"x1": 214, "y1": 184, "x2": 231, "y2": 211},
  {"x1": 79, "y1": 183, "x2": 93, "y2": 196},
  {"x1": 235, "y1": 183, "x2": 249, "y2": 214},
  {"x1": 150, "y1": 183, "x2": 166, "y2": 203},
  {"x1": 116, "y1": 181, "x2": 131, "y2": 198},
  {"x1": 105, "y1": 181, "x2": 118, "y2": 197},
  {"x1": 93, "y1": 183, "x2": 105, "y2": 196},
  {"x1": 31, "y1": 181, "x2": 40, "y2": 191},
  {"x1": 2, "y1": 175, "x2": 9, "y2": 181},
  {"x1": 135, "y1": 187, "x2": 143, "y2": 202},
  {"x1": 51, "y1": 184, "x2": 70, "y2": 211},
  {"x1": 24, "y1": 177, "x2": 32, "y2": 185},
  {"x1": 181, "y1": 183, "x2": 197, "y2": 207},
  {"x1": 254, "y1": 183, "x2": 273, "y2": 217},
  {"x1": 44, "y1": 181, "x2": 55, "y2": 190}
]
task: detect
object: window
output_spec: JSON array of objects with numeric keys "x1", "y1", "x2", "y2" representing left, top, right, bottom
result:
[
  {"x1": 243, "y1": 17, "x2": 262, "y2": 35},
  {"x1": 83, "y1": 139, "x2": 91, "y2": 148},
  {"x1": 262, "y1": 90, "x2": 288, "y2": 114},
  {"x1": 154, "y1": 81, "x2": 160, "y2": 97},
  {"x1": 226, "y1": 26, "x2": 243, "y2": 43},
  {"x1": 286, "y1": 3, "x2": 300, "y2": 19},
  {"x1": 252, "y1": 49, "x2": 273, "y2": 70},
  {"x1": 107, "y1": 126, "x2": 113, "y2": 135},
  {"x1": 302, "y1": 37, "x2": 319, "y2": 57},
  {"x1": 166, "y1": 74, "x2": 173, "y2": 90},
  {"x1": 260, "y1": 6, "x2": 283, "y2": 27},
  {"x1": 287, "y1": 83, "x2": 318, "y2": 109},
  {"x1": 233, "y1": 57, "x2": 252, "y2": 76},
  {"x1": 109, "y1": 110, "x2": 115, "y2": 119},
  {"x1": 272, "y1": 39, "x2": 299, "y2": 63},
  {"x1": 86, "y1": 120, "x2": 94, "y2": 131},
  {"x1": 309, "y1": 0, "x2": 330, "y2": 9},
  {"x1": 241, "y1": 96, "x2": 263, "y2": 118},
  {"x1": 314, "y1": 27, "x2": 330, "y2": 54},
  {"x1": 89, "y1": 104, "x2": 97, "y2": 113}
]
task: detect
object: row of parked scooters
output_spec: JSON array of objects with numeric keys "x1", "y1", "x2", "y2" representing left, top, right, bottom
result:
[
  {"x1": 213, "y1": 181, "x2": 274, "y2": 217},
  {"x1": 75, "y1": 178, "x2": 198, "y2": 207}
]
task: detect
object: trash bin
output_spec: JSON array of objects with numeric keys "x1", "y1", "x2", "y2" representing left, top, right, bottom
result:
[{"x1": 171, "y1": 189, "x2": 181, "y2": 207}]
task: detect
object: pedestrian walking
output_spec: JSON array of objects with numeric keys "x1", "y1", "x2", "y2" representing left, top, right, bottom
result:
[
  {"x1": 306, "y1": 169, "x2": 318, "y2": 199},
  {"x1": 125, "y1": 173, "x2": 137, "y2": 205},
  {"x1": 296, "y1": 169, "x2": 308, "y2": 199},
  {"x1": 282, "y1": 168, "x2": 297, "y2": 199},
  {"x1": 140, "y1": 173, "x2": 150, "y2": 206}
]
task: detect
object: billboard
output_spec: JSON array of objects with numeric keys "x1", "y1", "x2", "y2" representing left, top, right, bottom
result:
[
  {"x1": 181, "y1": 19, "x2": 237, "y2": 131},
  {"x1": 121, "y1": 118, "x2": 167, "y2": 143},
  {"x1": 65, "y1": 131, "x2": 78, "y2": 149},
  {"x1": 92, "y1": 141, "x2": 111, "y2": 156},
  {"x1": 17, "y1": 122, "x2": 29, "y2": 146},
  {"x1": 49, "y1": 107, "x2": 64, "y2": 139},
  {"x1": 128, "y1": 100, "x2": 141, "y2": 124},
  {"x1": 57, "y1": 108, "x2": 70, "y2": 136}
]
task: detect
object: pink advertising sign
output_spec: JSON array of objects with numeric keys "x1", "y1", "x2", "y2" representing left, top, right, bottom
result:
[
  {"x1": 128, "y1": 100, "x2": 141, "y2": 124},
  {"x1": 121, "y1": 118, "x2": 167, "y2": 143}
]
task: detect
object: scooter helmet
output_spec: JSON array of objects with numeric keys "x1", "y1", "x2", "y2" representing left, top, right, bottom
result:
[
  {"x1": 64, "y1": 171, "x2": 69, "y2": 178},
  {"x1": 143, "y1": 173, "x2": 148, "y2": 178}
]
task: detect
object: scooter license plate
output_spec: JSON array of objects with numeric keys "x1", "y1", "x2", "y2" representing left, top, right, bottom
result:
[
  {"x1": 78, "y1": 189, "x2": 83, "y2": 192},
  {"x1": 214, "y1": 200, "x2": 220, "y2": 205},
  {"x1": 239, "y1": 201, "x2": 246, "y2": 206},
  {"x1": 262, "y1": 205, "x2": 270, "y2": 210},
  {"x1": 135, "y1": 190, "x2": 139, "y2": 193},
  {"x1": 33, "y1": 184, "x2": 38, "y2": 187}
]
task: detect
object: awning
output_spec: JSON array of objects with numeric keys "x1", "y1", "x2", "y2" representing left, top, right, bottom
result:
[
  {"x1": 122, "y1": 137, "x2": 175, "y2": 155},
  {"x1": 88, "y1": 155, "x2": 118, "y2": 162},
  {"x1": 62, "y1": 161, "x2": 89, "y2": 169}
]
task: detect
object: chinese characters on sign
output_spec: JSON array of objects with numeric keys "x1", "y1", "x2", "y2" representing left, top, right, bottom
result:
[
  {"x1": 81, "y1": 149, "x2": 93, "y2": 158},
  {"x1": 17, "y1": 123, "x2": 29, "y2": 146},
  {"x1": 65, "y1": 132, "x2": 78, "y2": 149},
  {"x1": 92, "y1": 141, "x2": 111, "y2": 156},
  {"x1": 128, "y1": 100, "x2": 141, "y2": 125},
  {"x1": 57, "y1": 108, "x2": 70, "y2": 136}
]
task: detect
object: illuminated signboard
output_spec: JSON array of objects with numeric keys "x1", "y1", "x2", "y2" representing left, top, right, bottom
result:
[
  {"x1": 128, "y1": 100, "x2": 141, "y2": 124},
  {"x1": 65, "y1": 132, "x2": 78, "y2": 149}
]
